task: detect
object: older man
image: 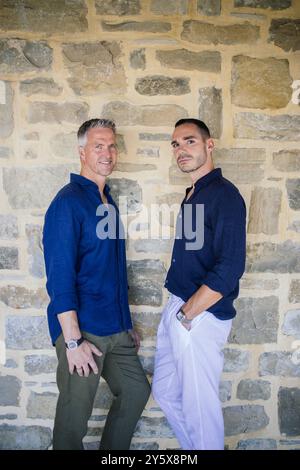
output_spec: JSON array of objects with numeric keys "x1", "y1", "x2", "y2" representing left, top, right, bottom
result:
[
  {"x1": 43, "y1": 119, "x2": 150, "y2": 450},
  {"x1": 152, "y1": 118, "x2": 246, "y2": 450}
]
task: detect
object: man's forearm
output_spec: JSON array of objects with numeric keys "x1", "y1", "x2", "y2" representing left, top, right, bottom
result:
[
  {"x1": 57, "y1": 310, "x2": 82, "y2": 341},
  {"x1": 182, "y1": 284, "x2": 223, "y2": 320}
]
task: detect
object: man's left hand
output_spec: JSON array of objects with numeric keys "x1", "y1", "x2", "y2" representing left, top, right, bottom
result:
[{"x1": 128, "y1": 329, "x2": 141, "y2": 352}]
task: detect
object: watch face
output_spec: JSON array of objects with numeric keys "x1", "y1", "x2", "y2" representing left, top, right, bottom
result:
[
  {"x1": 176, "y1": 310, "x2": 185, "y2": 321},
  {"x1": 67, "y1": 340, "x2": 77, "y2": 350}
]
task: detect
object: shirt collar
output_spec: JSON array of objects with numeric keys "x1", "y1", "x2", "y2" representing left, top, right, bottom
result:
[
  {"x1": 185, "y1": 168, "x2": 222, "y2": 197},
  {"x1": 70, "y1": 173, "x2": 110, "y2": 194}
]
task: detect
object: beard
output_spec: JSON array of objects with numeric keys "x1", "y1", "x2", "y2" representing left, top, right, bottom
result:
[{"x1": 177, "y1": 152, "x2": 206, "y2": 173}]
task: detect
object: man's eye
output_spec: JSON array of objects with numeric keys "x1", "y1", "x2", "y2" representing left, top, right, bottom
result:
[
  {"x1": 96, "y1": 145, "x2": 103, "y2": 149},
  {"x1": 172, "y1": 143, "x2": 178, "y2": 148},
  {"x1": 187, "y1": 140, "x2": 195, "y2": 145}
]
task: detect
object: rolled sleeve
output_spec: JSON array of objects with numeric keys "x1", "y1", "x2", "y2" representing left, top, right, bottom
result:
[
  {"x1": 202, "y1": 190, "x2": 246, "y2": 297},
  {"x1": 43, "y1": 195, "x2": 81, "y2": 316}
]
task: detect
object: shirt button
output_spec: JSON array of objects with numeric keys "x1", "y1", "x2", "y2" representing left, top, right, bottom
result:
[{"x1": 172, "y1": 258, "x2": 176, "y2": 263}]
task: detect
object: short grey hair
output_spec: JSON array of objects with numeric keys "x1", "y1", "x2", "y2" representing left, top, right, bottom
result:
[{"x1": 77, "y1": 118, "x2": 116, "y2": 146}]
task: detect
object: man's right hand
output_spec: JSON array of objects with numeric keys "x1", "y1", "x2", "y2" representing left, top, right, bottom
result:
[{"x1": 66, "y1": 340, "x2": 102, "y2": 377}]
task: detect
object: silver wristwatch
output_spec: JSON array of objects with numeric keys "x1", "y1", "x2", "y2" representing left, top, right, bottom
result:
[
  {"x1": 65, "y1": 337, "x2": 84, "y2": 350},
  {"x1": 176, "y1": 308, "x2": 192, "y2": 323}
]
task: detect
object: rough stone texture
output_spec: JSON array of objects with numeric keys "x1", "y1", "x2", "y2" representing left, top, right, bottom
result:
[
  {"x1": 134, "y1": 416, "x2": 174, "y2": 438},
  {"x1": 127, "y1": 259, "x2": 166, "y2": 306},
  {"x1": 0, "y1": 215, "x2": 18, "y2": 239},
  {"x1": 132, "y1": 312, "x2": 161, "y2": 340},
  {"x1": 0, "y1": 147, "x2": 12, "y2": 158},
  {"x1": 269, "y1": 19, "x2": 300, "y2": 52},
  {"x1": 27, "y1": 392, "x2": 57, "y2": 419},
  {"x1": 278, "y1": 387, "x2": 300, "y2": 436},
  {"x1": 4, "y1": 359, "x2": 18, "y2": 368},
  {"x1": 131, "y1": 442, "x2": 159, "y2": 450},
  {"x1": 0, "y1": 81, "x2": 13, "y2": 139},
  {"x1": 220, "y1": 381, "x2": 232, "y2": 403},
  {"x1": 20, "y1": 78, "x2": 62, "y2": 96},
  {"x1": 0, "y1": 376, "x2": 21, "y2": 406},
  {"x1": 248, "y1": 187, "x2": 282, "y2": 235},
  {"x1": 150, "y1": 0, "x2": 188, "y2": 15},
  {"x1": 108, "y1": 178, "x2": 142, "y2": 214},
  {"x1": 181, "y1": 20, "x2": 259, "y2": 45},
  {"x1": 135, "y1": 76, "x2": 190, "y2": 96},
  {"x1": 130, "y1": 49, "x2": 146, "y2": 69},
  {"x1": 199, "y1": 87, "x2": 222, "y2": 139},
  {"x1": 94, "y1": 381, "x2": 113, "y2": 410},
  {"x1": 246, "y1": 241, "x2": 300, "y2": 273},
  {"x1": 236, "y1": 439, "x2": 277, "y2": 450},
  {"x1": 229, "y1": 296, "x2": 279, "y2": 344},
  {"x1": 223, "y1": 405, "x2": 269, "y2": 436},
  {"x1": 0, "y1": 247, "x2": 18, "y2": 270},
  {"x1": 0, "y1": 39, "x2": 52, "y2": 74},
  {"x1": 156, "y1": 49, "x2": 221, "y2": 73},
  {"x1": 24, "y1": 355, "x2": 57, "y2": 375},
  {"x1": 137, "y1": 147, "x2": 160, "y2": 158},
  {"x1": 3, "y1": 165, "x2": 78, "y2": 209},
  {"x1": 282, "y1": 310, "x2": 300, "y2": 339},
  {"x1": 237, "y1": 379, "x2": 271, "y2": 401},
  {"x1": 6, "y1": 316, "x2": 51, "y2": 350},
  {"x1": 0, "y1": 0, "x2": 88, "y2": 33},
  {"x1": 223, "y1": 348, "x2": 250, "y2": 372},
  {"x1": 139, "y1": 133, "x2": 171, "y2": 141},
  {"x1": 231, "y1": 56, "x2": 292, "y2": 109},
  {"x1": 0, "y1": 285, "x2": 48, "y2": 309},
  {"x1": 62, "y1": 42, "x2": 126, "y2": 95},
  {"x1": 27, "y1": 101, "x2": 89, "y2": 124},
  {"x1": 234, "y1": 113, "x2": 300, "y2": 141},
  {"x1": 289, "y1": 280, "x2": 300, "y2": 303},
  {"x1": 259, "y1": 351, "x2": 300, "y2": 377},
  {"x1": 133, "y1": 239, "x2": 173, "y2": 254},
  {"x1": 50, "y1": 132, "x2": 77, "y2": 159},
  {"x1": 115, "y1": 162, "x2": 156, "y2": 172},
  {"x1": 96, "y1": 0, "x2": 141, "y2": 15},
  {"x1": 288, "y1": 221, "x2": 300, "y2": 233},
  {"x1": 102, "y1": 21, "x2": 171, "y2": 33},
  {"x1": 213, "y1": 148, "x2": 266, "y2": 184},
  {"x1": 234, "y1": 0, "x2": 291, "y2": 9},
  {"x1": 286, "y1": 179, "x2": 300, "y2": 210},
  {"x1": 26, "y1": 224, "x2": 45, "y2": 279},
  {"x1": 0, "y1": 414, "x2": 17, "y2": 420},
  {"x1": 197, "y1": 0, "x2": 221, "y2": 16},
  {"x1": 273, "y1": 150, "x2": 300, "y2": 172},
  {"x1": 102, "y1": 101, "x2": 187, "y2": 126},
  {"x1": 240, "y1": 277, "x2": 279, "y2": 291},
  {"x1": 139, "y1": 354, "x2": 155, "y2": 376},
  {"x1": 0, "y1": 424, "x2": 52, "y2": 450}
]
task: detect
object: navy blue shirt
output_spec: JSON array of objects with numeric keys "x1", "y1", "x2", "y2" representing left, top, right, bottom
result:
[
  {"x1": 165, "y1": 168, "x2": 246, "y2": 320},
  {"x1": 43, "y1": 173, "x2": 132, "y2": 345}
]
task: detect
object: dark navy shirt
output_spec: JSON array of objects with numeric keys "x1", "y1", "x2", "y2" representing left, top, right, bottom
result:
[
  {"x1": 165, "y1": 168, "x2": 246, "y2": 320},
  {"x1": 43, "y1": 173, "x2": 132, "y2": 345}
]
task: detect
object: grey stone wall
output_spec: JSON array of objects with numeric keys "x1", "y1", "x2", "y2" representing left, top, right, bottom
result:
[{"x1": 0, "y1": 0, "x2": 299, "y2": 451}]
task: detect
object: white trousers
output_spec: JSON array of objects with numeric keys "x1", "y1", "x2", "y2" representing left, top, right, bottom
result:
[{"x1": 152, "y1": 294, "x2": 232, "y2": 450}]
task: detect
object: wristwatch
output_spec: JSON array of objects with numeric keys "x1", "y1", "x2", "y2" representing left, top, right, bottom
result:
[
  {"x1": 65, "y1": 337, "x2": 84, "y2": 350},
  {"x1": 176, "y1": 308, "x2": 192, "y2": 323}
]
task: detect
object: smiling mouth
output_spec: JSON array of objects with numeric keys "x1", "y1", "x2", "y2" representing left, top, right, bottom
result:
[
  {"x1": 178, "y1": 158, "x2": 191, "y2": 164},
  {"x1": 98, "y1": 161, "x2": 112, "y2": 165}
]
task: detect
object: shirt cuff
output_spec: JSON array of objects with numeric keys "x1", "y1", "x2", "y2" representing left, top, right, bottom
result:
[{"x1": 50, "y1": 293, "x2": 79, "y2": 316}]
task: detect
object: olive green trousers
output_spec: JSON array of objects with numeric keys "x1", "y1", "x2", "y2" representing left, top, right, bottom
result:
[{"x1": 53, "y1": 330, "x2": 150, "y2": 450}]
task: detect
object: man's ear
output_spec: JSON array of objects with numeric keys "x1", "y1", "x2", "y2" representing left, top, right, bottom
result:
[
  {"x1": 206, "y1": 138, "x2": 214, "y2": 152},
  {"x1": 78, "y1": 146, "x2": 85, "y2": 162}
]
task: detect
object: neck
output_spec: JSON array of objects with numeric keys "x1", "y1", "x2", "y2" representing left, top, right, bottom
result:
[
  {"x1": 80, "y1": 168, "x2": 106, "y2": 193},
  {"x1": 190, "y1": 160, "x2": 214, "y2": 185}
]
